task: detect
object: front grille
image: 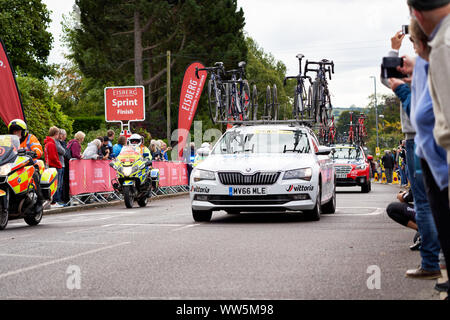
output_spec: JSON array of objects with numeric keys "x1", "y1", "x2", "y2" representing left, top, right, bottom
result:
[
  {"x1": 218, "y1": 172, "x2": 280, "y2": 185},
  {"x1": 199, "y1": 194, "x2": 310, "y2": 205},
  {"x1": 334, "y1": 165, "x2": 352, "y2": 175}
]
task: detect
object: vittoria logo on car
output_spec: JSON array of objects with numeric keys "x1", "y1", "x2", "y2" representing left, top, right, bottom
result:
[
  {"x1": 286, "y1": 185, "x2": 314, "y2": 192},
  {"x1": 191, "y1": 185, "x2": 210, "y2": 193}
]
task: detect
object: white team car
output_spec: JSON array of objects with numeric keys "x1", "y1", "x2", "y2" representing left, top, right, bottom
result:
[{"x1": 190, "y1": 124, "x2": 336, "y2": 222}]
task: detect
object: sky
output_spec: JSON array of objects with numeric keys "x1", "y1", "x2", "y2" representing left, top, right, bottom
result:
[{"x1": 43, "y1": 0, "x2": 415, "y2": 109}]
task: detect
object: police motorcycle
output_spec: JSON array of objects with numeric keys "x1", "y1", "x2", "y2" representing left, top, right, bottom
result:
[
  {"x1": 0, "y1": 135, "x2": 57, "y2": 230},
  {"x1": 110, "y1": 136, "x2": 159, "y2": 208}
]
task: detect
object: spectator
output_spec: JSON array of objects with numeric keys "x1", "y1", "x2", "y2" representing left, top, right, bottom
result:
[
  {"x1": 160, "y1": 141, "x2": 172, "y2": 161},
  {"x1": 67, "y1": 131, "x2": 85, "y2": 160},
  {"x1": 389, "y1": 17, "x2": 442, "y2": 280},
  {"x1": 398, "y1": 140, "x2": 408, "y2": 186},
  {"x1": 96, "y1": 136, "x2": 105, "y2": 158},
  {"x1": 101, "y1": 136, "x2": 113, "y2": 159},
  {"x1": 44, "y1": 127, "x2": 63, "y2": 207},
  {"x1": 82, "y1": 139, "x2": 102, "y2": 159},
  {"x1": 408, "y1": 4, "x2": 450, "y2": 291},
  {"x1": 55, "y1": 129, "x2": 67, "y2": 206},
  {"x1": 59, "y1": 129, "x2": 70, "y2": 204},
  {"x1": 386, "y1": 189, "x2": 421, "y2": 250},
  {"x1": 150, "y1": 140, "x2": 162, "y2": 161},
  {"x1": 112, "y1": 135, "x2": 127, "y2": 158},
  {"x1": 381, "y1": 150, "x2": 394, "y2": 183},
  {"x1": 107, "y1": 129, "x2": 115, "y2": 148}
]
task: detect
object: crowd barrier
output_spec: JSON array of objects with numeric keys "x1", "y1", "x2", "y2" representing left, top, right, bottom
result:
[{"x1": 67, "y1": 159, "x2": 189, "y2": 205}]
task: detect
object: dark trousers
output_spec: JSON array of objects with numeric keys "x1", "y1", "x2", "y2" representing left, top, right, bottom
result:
[{"x1": 421, "y1": 159, "x2": 450, "y2": 294}]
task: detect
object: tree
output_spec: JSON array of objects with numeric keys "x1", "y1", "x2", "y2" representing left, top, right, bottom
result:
[
  {"x1": 63, "y1": 0, "x2": 248, "y2": 139},
  {"x1": 246, "y1": 37, "x2": 292, "y2": 120},
  {"x1": 0, "y1": 0, "x2": 53, "y2": 78},
  {"x1": 17, "y1": 77, "x2": 73, "y2": 143}
]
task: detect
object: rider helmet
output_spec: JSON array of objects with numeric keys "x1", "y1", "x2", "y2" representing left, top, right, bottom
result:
[
  {"x1": 8, "y1": 119, "x2": 28, "y2": 142},
  {"x1": 127, "y1": 134, "x2": 143, "y2": 148}
]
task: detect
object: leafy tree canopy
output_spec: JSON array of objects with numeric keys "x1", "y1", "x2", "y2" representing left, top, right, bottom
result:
[{"x1": 0, "y1": 0, "x2": 54, "y2": 78}]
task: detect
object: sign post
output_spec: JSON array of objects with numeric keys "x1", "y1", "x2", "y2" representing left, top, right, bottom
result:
[{"x1": 104, "y1": 86, "x2": 145, "y2": 138}]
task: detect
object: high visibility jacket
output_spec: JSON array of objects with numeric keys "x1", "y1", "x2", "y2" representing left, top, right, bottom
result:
[
  {"x1": 20, "y1": 134, "x2": 43, "y2": 160},
  {"x1": 139, "y1": 145, "x2": 152, "y2": 161}
]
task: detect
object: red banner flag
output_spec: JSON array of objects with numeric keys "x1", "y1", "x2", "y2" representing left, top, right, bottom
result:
[
  {"x1": 0, "y1": 39, "x2": 25, "y2": 126},
  {"x1": 177, "y1": 62, "x2": 206, "y2": 160}
]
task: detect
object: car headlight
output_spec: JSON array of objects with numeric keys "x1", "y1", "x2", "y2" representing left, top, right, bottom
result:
[
  {"x1": 283, "y1": 167, "x2": 312, "y2": 181},
  {"x1": 355, "y1": 164, "x2": 367, "y2": 170},
  {"x1": 0, "y1": 164, "x2": 13, "y2": 176},
  {"x1": 193, "y1": 169, "x2": 216, "y2": 182}
]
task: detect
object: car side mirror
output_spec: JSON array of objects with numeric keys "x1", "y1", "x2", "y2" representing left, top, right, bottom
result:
[{"x1": 316, "y1": 146, "x2": 332, "y2": 156}]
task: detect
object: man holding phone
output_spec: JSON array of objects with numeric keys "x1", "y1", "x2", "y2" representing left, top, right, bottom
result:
[{"x1": 380, "y1": 29, "x2": 441, "y2": 279}]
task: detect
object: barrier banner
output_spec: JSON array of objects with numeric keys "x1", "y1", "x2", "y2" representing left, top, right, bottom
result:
[
  {"x1": 69, "y1": 160, "x2": 116, "y2": 195},
  {"x1": 70, "y1": 160, "x2": 188, "y2": 195},
  {"x1": 0, "y1": 39, "x2": 25, "y2": 125},
  {"x1": 177, "y1": 62, "x2": 206, "y2": 160},
  {"x1": 152, "y1": 161, "x2": 188, "y2": 187}
]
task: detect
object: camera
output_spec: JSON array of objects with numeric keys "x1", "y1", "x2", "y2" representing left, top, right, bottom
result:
[
  {"x1": 381, "y1": 57, "x2": 407, "y2": 79},
  {"x1": 402, "y1": 25, "x2": 409, "y2": 35}
]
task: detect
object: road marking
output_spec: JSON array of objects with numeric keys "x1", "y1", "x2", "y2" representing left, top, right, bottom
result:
[
  {"x1": 0, "y1": 253, "x2": 54, "y2": 259},
  {"x1": 332, "y1": 207, "x2": 384, "y2": 216},
  {"x1": 28, "y1": 240, "x2": 108, "y2": 245},
  {"x1": 172, "y1": 224, "x2": 200, "y2": 232},
  {"x1": 0, "y1": 242, "x2": 130, "y2": 280}
]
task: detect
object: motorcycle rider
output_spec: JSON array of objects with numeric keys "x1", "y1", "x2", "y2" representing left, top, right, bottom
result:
[
  {"x1": 127, "y1": 134, "x2": 152, "y2": 161},
  {"x1": 8, "y1": 119, "x2": 45, "y2": 212},
  {"x1": 127, "y1": 134, "x2": 152, "y2": 194}
]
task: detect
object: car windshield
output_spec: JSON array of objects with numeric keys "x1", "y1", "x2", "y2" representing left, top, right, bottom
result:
[
  {"x1": 212, "y1": 129, "x2": 310, "y2": 154},
  {"x1": 332, "y1": 147, "x2": 362, "y2": 160},
  {"x1": 0, "y1": 135, "x2": 20, "y2": 166}
]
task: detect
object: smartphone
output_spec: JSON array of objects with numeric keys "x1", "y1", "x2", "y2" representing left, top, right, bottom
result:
[
  {"x1": 402, "y1": 25, "x2": 409, "y2": 35},
  {"x1": 381, "y1": 57, "x2": 407, "y2": 78}
]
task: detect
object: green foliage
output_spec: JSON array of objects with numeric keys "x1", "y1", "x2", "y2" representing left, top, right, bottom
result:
[
  {"x1": 15, "y1": 76, "x2": 73, "y2": 143},
  {"x1": 0, "y1": 0, "x2": 54, "y2": 78},
  {"x1": 63, "y1": 0, "x2": 248, "y2": 138},
  {"x1": 72, "y1": 116, "x2": 105, "y2": 134},
  {"x1": 364, "y1": 94, "x2": 403, "y2": 157},
  {"x1": 246, "y1": 37, "x2": 292, "y2": 120}
]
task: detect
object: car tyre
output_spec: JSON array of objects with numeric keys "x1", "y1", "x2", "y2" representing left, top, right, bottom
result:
[
  {"x1": 361, "y1": 179, "x2": 371, "y2": 193},
  {"x1": 192, "y1": 209, "x2": 212, "y2": 222},
  {"x1": 304, "y1": 186, "x2": 321, "y2": 221},
  {"x1": 321, "y1": 186, "x2": 336, "y2": 214}
]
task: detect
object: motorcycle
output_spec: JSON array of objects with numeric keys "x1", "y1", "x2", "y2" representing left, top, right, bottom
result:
[
  {"x1": 110, "y1": 146, "x2": 159, "y2": 208},
  {"x1": 0, "y1": 135, "x2": 58, "y2": 230}
]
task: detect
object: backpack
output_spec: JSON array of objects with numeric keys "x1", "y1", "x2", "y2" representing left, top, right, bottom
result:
[{"x1": 65, "y1": 141, "x2": 74, "y2": 159}]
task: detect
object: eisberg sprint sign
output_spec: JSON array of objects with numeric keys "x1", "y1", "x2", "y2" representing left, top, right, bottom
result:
[{"x1": 105, "y1": 86, "x2": 145, "y2": 122}]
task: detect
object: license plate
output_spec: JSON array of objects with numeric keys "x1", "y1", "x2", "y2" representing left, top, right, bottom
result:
[
  {"x1": 337, "y1": 173, "x2": 347, "y2": 179},
  {"x1": 229, "y1": 187, "x2": 267, "y2": 196}
]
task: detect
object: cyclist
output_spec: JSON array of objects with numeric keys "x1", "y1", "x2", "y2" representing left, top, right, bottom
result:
[
  {"x1": 127, "y1": 134, "x2": 152, "y2": 161},
  {"x1": 8, "y1": 119, "x2": 45, "y2": 212}
]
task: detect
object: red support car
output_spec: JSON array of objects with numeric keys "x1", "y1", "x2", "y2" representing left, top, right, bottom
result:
[{"x1": 331, "y1": 144, "x2": 371, "y2": 193}]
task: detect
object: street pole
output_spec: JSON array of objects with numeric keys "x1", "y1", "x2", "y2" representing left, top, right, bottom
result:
[
  {"x1": 370, "y1": 76, "x2": 379, "y2": 150},
  {"x1": 167, "y1": 50, "x2": 171, "y2": 146}
]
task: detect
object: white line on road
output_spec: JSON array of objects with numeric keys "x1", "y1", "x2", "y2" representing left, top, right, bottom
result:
[
  {"x1": 333, "y1": 207, "x2": 384, "y2": 216},
  {"x1": 0, "y1": 242, "x2": 130, "y2": 280},
  {"x1": 171, "y1": 224, "x2": 200, "y2": 232},
  {"x1": 0, "y1": 253, "x2": 55, "y2": 259},
  {"x1": 28, "y1": 240, "x2": 108, "y2": 245}
]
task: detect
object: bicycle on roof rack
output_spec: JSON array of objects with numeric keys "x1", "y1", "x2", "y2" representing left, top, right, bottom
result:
[
  {"x1": 223, "y1": 61, "x2": 251, "y2": 122},
  {"x1": 264, "y1": 84, "x2": 279, "y2": 121},
  {"x1": 284, "y1": 54, "x2": 313, "y2": 121},
  {"x1": 195, "y1": 62, "x2": 227, "y2": 124},
  {"x1": 305, "y1": 59, "x2": 334, "y2": 126}
]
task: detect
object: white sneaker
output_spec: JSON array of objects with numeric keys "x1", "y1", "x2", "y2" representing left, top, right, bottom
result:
[{"x1": 51, "y1": 203, "x2": 64, "y2": 208}]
